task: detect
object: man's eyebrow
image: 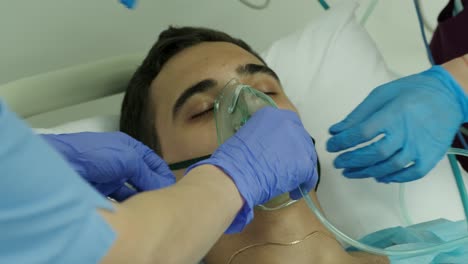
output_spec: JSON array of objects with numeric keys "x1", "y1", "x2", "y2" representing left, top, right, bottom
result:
[
  {"x1": 236, "y1": 63, "x2": 280, "y2": 81},
  {"x1": 172, "y1": 79, "x2": 217, "y2": 120}
]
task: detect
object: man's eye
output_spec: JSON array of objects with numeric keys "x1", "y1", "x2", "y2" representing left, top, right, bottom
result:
[
  {"x1": 264, "y1": 92, "x2": 277, "y2": 96},
  {"x1": 191, "y1": 107, "x2": 214, "y2": 119}
]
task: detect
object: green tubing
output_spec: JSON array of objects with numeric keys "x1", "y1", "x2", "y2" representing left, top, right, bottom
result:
[
  {"x1": 448, "y1": 147, "x2": 468, "y2": 158},
  {"x1": 399, "y1": 183, "x2": 413, "y2": 226},
  {"x1": 360, "y1": 0, "x2": 379, "y2": 26},
  {"x1": 301, "y1": 147, "x2": 468, "y2": 257},
  {"x1": 318, "y1": 0, "x2": 329, "y2": 10},
  {"x1": 447, "y1": 148, "x2": 468, "y2": 227}
]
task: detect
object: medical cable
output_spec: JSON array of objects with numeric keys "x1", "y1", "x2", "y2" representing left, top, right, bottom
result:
[
  {"x1": 226, "y1": 230, "x2": 330, "y2": 264},
  {"x1": 414, "y1": 0, "x2": 435, "y2": 33},
  {"x1": 447, "y1": 148, "x2": 468, "y2": 226},
  {"x1": 461, "y1": 126, "x2": 468, "y2": 137},
  {"x1": 413, "y1": 0, "x2": 435, "y2": 65},
  {"x1": 240, "y1": 0, "x2": 327, "y2": 11},
  {"x1": 318, "y1": 0, "x2": 330, "y2": 10},
  {"x1": 239, "y1": 0, "x2": 270, "y2": 10},
  {"x1": 360, "y1": 0, "x2": 379, "y2": 26},
  {"x1": 398, "y1": 183, "x2": 413, "y2": 226},
  {"x1": 458, "y1": 130, "x2": 468, "y2": 149},
  {"x1": 454, "y1": 0, "x2": 464, "y2": 16},
  {"x1": 448, "y1": 154, "x2": 468, "y2": 226}
]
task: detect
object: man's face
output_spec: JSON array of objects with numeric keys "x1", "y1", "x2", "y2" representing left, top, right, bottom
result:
[{"x1": 151, "y1": 42, "x2": 298, "y2": 178}]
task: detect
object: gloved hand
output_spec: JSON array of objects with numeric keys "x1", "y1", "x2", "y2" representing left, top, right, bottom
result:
[
  {"x1": 42, "y1": 132, "x2": 175, "y2": 201},
  {"x1": 186, "y1": 107, "x2": 319, "y2": 233},
  {"x1": 327, "y1": 66, "x2": 468, "y2": 183},
  {"x1": 120, "y1": 0, "x2": 137, "y2": 9}
]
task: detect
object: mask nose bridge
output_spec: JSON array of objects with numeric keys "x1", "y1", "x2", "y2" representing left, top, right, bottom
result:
[{"x1": 227, "y1": 84, "x2": 245, "y2": 114}]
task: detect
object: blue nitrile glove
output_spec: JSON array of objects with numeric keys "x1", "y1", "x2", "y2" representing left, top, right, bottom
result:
[
  {"x1": 42, "y1": 132, "x2": 175, "y2": 201},
  {"x1": 120, "y1": 0, "x2": 137, "y2": 9},
  {"x1": 186, "y1": 107, "x2": 319, "y2": 233},
  {"x1": 327, "y1": 66, "x2": 468, "y2": 183}
]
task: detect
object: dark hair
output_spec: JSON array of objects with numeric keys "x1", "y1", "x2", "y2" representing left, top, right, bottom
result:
[{"x1": 120, "y1": 26, "x2": 265, "y2": 155}]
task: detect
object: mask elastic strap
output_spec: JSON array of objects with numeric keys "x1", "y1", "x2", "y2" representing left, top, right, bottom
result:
[
  {"x1": 167, "y1": 137, "x2": 321, "y2": 189},
  {"x1": 310, "y1": 136, "x2": 321, "y2": 191},
  {"x1": 168, "y1": 154, "x2": 212, "y2": 171}
]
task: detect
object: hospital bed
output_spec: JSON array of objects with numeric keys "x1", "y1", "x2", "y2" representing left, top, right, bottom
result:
[{"x1": 0, "y1": 54, "x2": 144, "y2": 128}]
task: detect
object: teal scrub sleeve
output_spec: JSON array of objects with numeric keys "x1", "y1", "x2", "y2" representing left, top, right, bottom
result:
[{"x1": 0, "y1": 100, "x2": 116, "y2": 264}]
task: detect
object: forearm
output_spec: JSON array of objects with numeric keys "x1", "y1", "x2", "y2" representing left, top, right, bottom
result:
[
  {"x1": 99, "y1": 165, "x2": 243, "y2": 264},
  {"x1": 442, "y1": 54, "x2": 468, "y2": 94}
]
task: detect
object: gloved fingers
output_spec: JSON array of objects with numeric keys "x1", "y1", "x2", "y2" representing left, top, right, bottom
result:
[
  {"x1": 329, "y1": 86, "x2": 394, "y2": 135},
  {"x1": 327, "y1": 114, "x2": 384, "y2": 153},
  {"x1": 244, "y1": 107, "x2": 302, "y2": 132},
  {"x1": 129, "y1": 161, "x2": 176, "y2": 191},
  {"x1": 141, "y1": 148, "x2": 175, "y2": 181},
  {"x1": 289, "y1": 169, "x2": 319, "y2": 200},
  {"x1": 342, "y1": 148, "x2": 413, "y2": 179},
  {"x1": 334, "y1": 135, "x2": 402, "y2": 169},
  {"x1": 289, "y1": 185, "x2": 310, "y2": 200},
  {"x1": 375, "y1": 162, "x2": 427, "y2": 183},
  {"x1": 289, "y1": 188, "x2": 304, "y2": 200},
  {"x1": 109, "y1": 185, "x2": 137, "y2": 202},
  {"x1": 277, "y1": 108, "x2": 302, "y2": 125},
  {"x1": 93, "y1": 181, "x2": 124, "y2": 197}
]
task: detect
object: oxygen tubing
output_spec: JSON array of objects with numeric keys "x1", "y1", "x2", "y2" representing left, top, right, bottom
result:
[{"x1": 300, "y1": 148, "x2": 468, "y2": 257}]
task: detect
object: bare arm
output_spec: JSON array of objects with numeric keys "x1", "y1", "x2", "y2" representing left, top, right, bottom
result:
[
  {"x1": 443, "y1": 54, "x2": 468, "y2": 93},
  {"x1": 98, "y1": 165, "x2": 243, "y2": 264}
]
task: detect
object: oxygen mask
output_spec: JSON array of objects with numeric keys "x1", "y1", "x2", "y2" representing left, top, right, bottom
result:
[{"x1": 214, "y1": 78, "x2": 299, "y2": 210}]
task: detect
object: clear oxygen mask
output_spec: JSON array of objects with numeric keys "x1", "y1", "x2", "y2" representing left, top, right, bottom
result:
[{"x1": 214, "y1": 78, "x2": 298, "y2": 211}]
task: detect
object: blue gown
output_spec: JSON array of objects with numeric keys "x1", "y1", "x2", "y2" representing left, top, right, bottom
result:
[{"x1": 0, "y1": 100, "x2": 115, "y2": 264}]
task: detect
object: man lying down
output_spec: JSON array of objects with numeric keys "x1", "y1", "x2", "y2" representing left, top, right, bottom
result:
[{"x1": 119, "y1": 26, "x2": 389, "y2": 264}]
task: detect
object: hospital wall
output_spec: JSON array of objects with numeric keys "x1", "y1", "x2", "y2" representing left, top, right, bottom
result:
[{"x1": 0, "y1": 0, "x2": 448, "y2": 87}]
